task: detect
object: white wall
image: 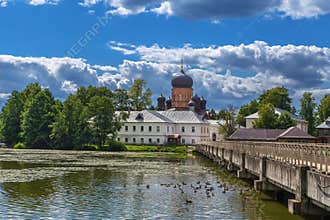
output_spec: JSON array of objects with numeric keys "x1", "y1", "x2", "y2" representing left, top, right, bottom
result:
[{"x1": 118, "y1": 122, "x2": 210, "y2": 145}]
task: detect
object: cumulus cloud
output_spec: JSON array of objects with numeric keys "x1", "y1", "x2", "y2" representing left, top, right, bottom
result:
[
  {"x1": 79, "y1": 0, "x2": 330, "y2": 20},
  {"x1": 28, "y1": 0, "x2": 60, "y2": 6},
  {"x1": 1, "y1": 40, "x2": 330, "y2": 108},
  {"x1": 107, "y1": 41, "x2": 330, "y2": 107}
]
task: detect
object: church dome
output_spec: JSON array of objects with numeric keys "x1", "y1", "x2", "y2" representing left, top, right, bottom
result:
[
  {"x1": 188, "y1": 100, "x2": 195, "y2": 106},
  {"x1": 171, "y1": 69, "x2": 193, "y2": 88},
  {"x1": 157, "y1": 93, "x2": 166, "y2": 102}
]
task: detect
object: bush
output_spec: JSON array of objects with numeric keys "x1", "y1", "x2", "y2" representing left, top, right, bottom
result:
[
  {"x1": 79, "y1": 144, "x2": 99, "y2": 151},
  {"x1": 105, "y1": 141, "x2": 127, "y2": 152},
  {"x1": 13, "y1": 142, "x2": 27, "y2": 149}
]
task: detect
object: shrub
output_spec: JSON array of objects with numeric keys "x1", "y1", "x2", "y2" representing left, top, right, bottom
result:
[
  {"x1": 13, "y1": 142, "x2": 27, "y2": 149},
  {"x1": 107, "y1": 141, "x2": 127, "y2": 152},
  {"x1": 80, "y1": 144, "x2": 99, "y2": 151}
]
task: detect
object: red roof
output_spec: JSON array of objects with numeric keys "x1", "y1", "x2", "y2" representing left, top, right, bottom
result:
[{"x1": 228, "y1": 127, "x2": 315, "y2": 141}]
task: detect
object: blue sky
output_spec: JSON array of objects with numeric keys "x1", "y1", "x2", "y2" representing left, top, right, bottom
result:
[{"x1": 1, "y1": 0, "x2": 330, "y2": 109}]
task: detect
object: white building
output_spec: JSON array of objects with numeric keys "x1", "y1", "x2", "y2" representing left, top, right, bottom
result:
[
  {"x1": 245, "y1": 107, "x2": 308, "y2": 132},
  {"x1": 117, "y1": 110, "x2": 212, "y2": 145}
]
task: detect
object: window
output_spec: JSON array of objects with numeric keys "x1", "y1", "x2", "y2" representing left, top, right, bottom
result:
[
  {"x1": 133, "y1": 138, "x2": 136, "y2": 143},
  {"x1": 117, "y1": 138, "x2": 120, "y2": 142},
  {"x1": 181, "y1": 126, "x2": 185, "y2": 133},
  {"x1": 157, "y1": 138, "x2": 160, "y2": 143},
  {"x1": 172, "y1": 127, "x2": 174, "y2": 132},
  {"x1": 133, "y1": 126, "x2": 136, "y2": 132},
  {"x1": 201, "y1": 127, "x2": 203, "y2": 133},
  {"x1": 125, "y1": 138, "x2": 128, "y2": 143},
  {"x1": 141, "y1": 138, "x2": 144, "y2": 144},
  {"x1": 179, "y1": 94, "x2": 182, "y2": 101},
  {"x1": 167, "y1": 126, "x2": 169, "y2": 132},
  {"x1": 149, "y1": 126, "x2": 152, "y2": 132},
  {"x1": 141, "y1": 126, "x2": 144, "y2": 132},
  {"x1": 157, "y1": 126, "x2": 160, "y2": 132},
  {"x1": 125, "y1": 126, "x2": 128, "y2": 132},
  {"x1": 182, "y1": 139, "x2": 185, "y2": 144},
  {"x1": 207, "y1": 127, "x2": 209, "y2": 133},
  {"x1": 192, "y1": 126, "x2": 195, "y2": 133},
  {"x1": 149, "y1": 138, "x2": 152, "y2": 143},
  {"x1": 192, "y1": 139, "x2": 195, "y2": 144}
]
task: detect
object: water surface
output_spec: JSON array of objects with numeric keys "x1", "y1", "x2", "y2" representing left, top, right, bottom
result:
[{"x1": 0, "y1": 149, "x2": 303, "y2": 219}]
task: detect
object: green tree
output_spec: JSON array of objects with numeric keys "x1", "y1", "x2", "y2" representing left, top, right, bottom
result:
[
  {"x1": 87, "y1": 96, "x2": 121, "y2": 147},
  {"x1": 0, "y1": 91, "x2": 24, "y2": 146},
  {"x1": 218, "y1": 106, "x2": 237, "y2": 137},
  {"x1": 50, "y1": 95, "x2": 85, "y2": 149},
  {"x1": 253, "y1": 103, "x2": 277, "y2": 129},
  {"x1": 300, "y1": 92, "x2": 316, "y2": 135},
  {"x1": 275, "y1": 111, "x2": 297, "y2": 129},
  {"x1": 128, "y1": 79, "x2": 152, "y2": 111},
  {"x1": 237, "y1": 100, "x2": 258, "y2": 126},
  {"x1": 259, "y1": 87, "x2": 292, "y2": 112},
  {"x1": 21, "y1": 90, "x2": 56, "y2": 148},
  {"x1": 318, "y1": 94, "x2": 330, "y2": 123}
]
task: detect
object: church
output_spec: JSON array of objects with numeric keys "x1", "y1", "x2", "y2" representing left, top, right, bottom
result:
[
  {"x1": 117, "y1": 64, "x2": 218, "y2": 146},
  {"x1": 157, "y1": 63, "x2": 207, "y2": 115}
]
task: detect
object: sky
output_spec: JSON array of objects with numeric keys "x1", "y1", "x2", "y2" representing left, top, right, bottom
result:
[{"x1": 0, "y1": 0, "x2": 330, "y2": 109}]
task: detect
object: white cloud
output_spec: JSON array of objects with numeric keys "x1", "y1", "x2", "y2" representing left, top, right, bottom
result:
[
  {"x1": 1, "y1": 40, "x2": 330, "y2": 108},
  {"x1": 279, "y1": 0, "x2": 330, "y2": 19},
  {"x1": 0, "y1": 0, "x2": 8, "y2": 7},
  {"x1": 28, "y1": 0, "x2": 60, "y2": 6},
  {"x1": 84, "y1": 0, "x2": 330, "y2": 20}
]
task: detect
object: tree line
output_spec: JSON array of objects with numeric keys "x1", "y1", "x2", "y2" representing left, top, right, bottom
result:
[
  {"x1": 217, "y1": 87, "x2": 330, "y2": 137},
  {"x1": 0, "y1": 80, "x2": 152, "y2": 149}
]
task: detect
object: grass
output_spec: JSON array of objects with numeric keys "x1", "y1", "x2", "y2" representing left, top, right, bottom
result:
[{"x1": 125, "y1": 145, "x2": 188, "y2": 153}]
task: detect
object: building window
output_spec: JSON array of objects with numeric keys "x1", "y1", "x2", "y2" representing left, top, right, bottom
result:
[
  {"x1": 117, "y1": 138, "x2": 120, "y2": 142},
  {"x1": 181, "y1": 126, "x2": 185, "y2": 133},
  {"x1": 172, "y1": 127, "x2": 174, "y2": 132},
  {"x1": 125, "y1": 126, "x2": 128, "y2": 131},
  {"x1": 201, "y1": 127, "x2": 203, "y2": 133},
  {"x1": 149, "y1": 126, "x2": 152, "y2": 132},
  {"x1": 125, "y1": 138, "x2": 128, "y2": 143},
  {"x1": 192, "y1": 126, "x2": 195, "y2": 133},
  {"x1": 182, "y1": 139, "x2": 185, "y2": 144},
  {"x1": 133, "y1": 126, "x2": 136, "y2": 132},
  {"x1": 157, "y1": 126, "x2": 160, "y2": 132},
  {"x1": 157, "y1": 138, "x2": 160, "y2": 143},
  {"x1": 141, "y1": 138, "x2": 144, "y2": 144},
  {"x1": 141, "y1": 126, "x2": 144, "y2": 132},
  {"x1": 149, "y1": 138, "x2": 152, "y2": 143},
  {"x1": 133, "y1": 138, "x2": 136, "y2": 143},
  {"x1": 179, "y1": 94, "x2": 182, "y2": 101},
  {"x1": 192, "y1": 139, "x2": 195, "y2": 144},
  {"x1": 207, "y1": 127, "x2": 209, "y2": 133},
  {"x1": 167, "y1": 126, "x2": 169, "y2": 132}
]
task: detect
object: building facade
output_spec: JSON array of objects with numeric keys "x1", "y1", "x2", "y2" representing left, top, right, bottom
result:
[
  {"x1": 117, "y1": 110, "x2": 211, "y2": 145},
  {"x1": 316, "y1": 117, "x2": 330, "y2": 143}
]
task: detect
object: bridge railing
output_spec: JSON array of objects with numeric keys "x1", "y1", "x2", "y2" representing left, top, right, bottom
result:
[{"x1": 199, "y1": 141, "x2": 330, "y2": 173}]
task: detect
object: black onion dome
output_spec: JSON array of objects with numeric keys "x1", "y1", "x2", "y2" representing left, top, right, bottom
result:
[
  {"x1": 157, "y1": 93, "x2": 166, "y2": 102},
  {"x1": 171, "y1": 70, "x2": 193, "y2": 88},
  {"x1": 192, "y1": 94, "x2": 201, "y2": 103},
  {"x1": 188, "y1": 100, "x2": 195, "y2": 106}
]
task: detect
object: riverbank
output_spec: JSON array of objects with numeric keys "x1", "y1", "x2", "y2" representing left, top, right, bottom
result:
[{"x1": 11, "y1": 142, "x2": 188, "y2": 154}]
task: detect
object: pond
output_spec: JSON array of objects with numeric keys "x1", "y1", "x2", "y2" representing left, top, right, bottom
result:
[{"x1": 0, "y1": 149, "x2": 303, "y2": 219}]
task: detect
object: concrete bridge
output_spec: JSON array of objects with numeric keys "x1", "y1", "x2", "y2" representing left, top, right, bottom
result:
[{"x1": 196, "y1": 141, "x2": 330, "y2": 215}]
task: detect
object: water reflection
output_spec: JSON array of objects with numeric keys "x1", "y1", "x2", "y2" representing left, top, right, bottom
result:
[{"x1": 0, "y1": 149, "x2": 303, "y2": 219}]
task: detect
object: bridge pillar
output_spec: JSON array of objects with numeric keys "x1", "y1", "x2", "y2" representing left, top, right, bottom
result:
[
  {"x1": 237, "y1": 153, "x2": 255, "y2": 179},
  {"x1": 227, "y1": 150, "x2": 236, "y2": 171},
  {"x1": 288, "y1": 165, "x2": 311, "y2": 215},
  {"x1": 253, "y1": 157, "x2": 278, "y2": 191}
]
